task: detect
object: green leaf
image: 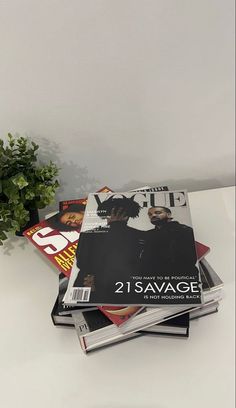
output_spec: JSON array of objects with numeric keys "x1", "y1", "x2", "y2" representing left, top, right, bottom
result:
[
  {"x1": 11, "y1": 220, "x2": 20, "y2": 230},
  {"x1": 11, "y1": 173, "x2": 29, "y2": 189},
  {"x1": 2, "y1": 181, "x2": 20, "y2": 203},
  {"x1": 24, "y1": 190, "x2": 35, "y2": 200},
  {"x1": 0, "y1": 231, "x2": 7, "y2": 240}
]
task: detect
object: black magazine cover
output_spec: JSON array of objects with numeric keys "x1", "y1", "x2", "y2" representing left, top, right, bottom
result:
[
  {"x1": 199, "y1": 258, "x2": 223, "y2": 290},
  {"x1": 139, "y1": 313, "x2": 189, "y2": 336},
  {"x1": 64, "y1": 190, "x2": 202, "y2": 307}
]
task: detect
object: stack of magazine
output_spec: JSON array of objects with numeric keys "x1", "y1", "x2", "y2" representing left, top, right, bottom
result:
[{"x1": 24, "y1": 186, "x2": 223, "y2": 353}]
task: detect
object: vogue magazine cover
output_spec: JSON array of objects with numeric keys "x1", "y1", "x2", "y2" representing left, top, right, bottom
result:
[{"x1": 64, "y1": 190, "x2": 202, "y2": 307}]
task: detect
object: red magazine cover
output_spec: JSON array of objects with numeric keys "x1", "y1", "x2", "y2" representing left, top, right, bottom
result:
[
  {"x1": 98, "y1": 306, "x2": 143, "y2": 326},
  {"x1": 195, "y1": 241, "x2": 210, "y2": 260},
  {"x1": 23, "y1": 186, "x2": 112, "y2": 277},
  {"x1": 59, "y1": 186, "x2": 111, "y2": 211},
  {"x1": 24, "y1": 220, "x2": 78, "y2": 277}
]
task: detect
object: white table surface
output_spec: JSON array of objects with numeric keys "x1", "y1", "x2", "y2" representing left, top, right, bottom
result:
[{"x1": 0, "y1": 186, "x2": 235, "y2": 408}]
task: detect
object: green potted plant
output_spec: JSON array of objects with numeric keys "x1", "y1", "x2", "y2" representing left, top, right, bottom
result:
[{"x1": 0, "y1": 133, "x2": 60, "y2": 245}]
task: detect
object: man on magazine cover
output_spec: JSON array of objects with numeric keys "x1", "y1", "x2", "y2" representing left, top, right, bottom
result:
[
  {"x1": 73, "y1": 197, "x2": 145, "y2": 297},
  {"x1": 140, "y1": 206, "x2": 198, "y2": 277}
]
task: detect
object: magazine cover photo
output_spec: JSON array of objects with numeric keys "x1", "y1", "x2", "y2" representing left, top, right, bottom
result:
[{"x1": 65, "y1": 190, "x2": 202, "y2": 307}]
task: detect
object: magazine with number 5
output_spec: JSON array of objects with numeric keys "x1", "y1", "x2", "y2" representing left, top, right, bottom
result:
[{"x1": 64, "y1": 190, "x2": 203, "y2": 307}]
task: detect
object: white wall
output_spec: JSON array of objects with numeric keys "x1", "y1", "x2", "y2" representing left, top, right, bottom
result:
[{"x1": 0, "y1": 0, "x2": 235, "y2": 201}]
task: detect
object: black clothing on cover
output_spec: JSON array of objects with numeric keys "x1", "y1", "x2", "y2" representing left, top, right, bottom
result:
[
  {"x1": 140, "y1": 221, "x2": 198, "y2": 277},
  {"x1": 74, "y1": 222, "x2": 144, "y2": 303}
]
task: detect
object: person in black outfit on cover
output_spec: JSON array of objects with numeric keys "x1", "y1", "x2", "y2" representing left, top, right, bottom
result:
[
  {"x1": 140, "y1": 206, "x2": 198, "y2": 277},
  {"x1": 73, "y1": 197, "x2": 145, "y2": 303}
]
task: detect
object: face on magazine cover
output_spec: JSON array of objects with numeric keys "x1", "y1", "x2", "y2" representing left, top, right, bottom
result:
[
  {"x1": 47, "y1": 204, "x2": 85, "y2": 231},
  {"x1": 97, "y1": 197, "x2": 141, "y2": 222},
  {"x1": 148, "y1": 206, "x2": 173, "y2": 226},
  {"x1": 60, "y1": 211, "x2": 84, "y2": 227}
]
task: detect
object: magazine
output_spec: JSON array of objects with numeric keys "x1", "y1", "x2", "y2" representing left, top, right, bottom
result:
[
  {"x1": 64, "y1": 190, "x2": 203, "y2": 307},
  {"x1": 58, "y1": 186, "x2": 170, "y2": 325},
  {"x1": 53, "y1": 258, "x2": 222, "y2": 351},
  {"x1": 58, "y1": 242, "x2": 209, "y2": 326},
  {"x1": 74, "y1": 301, "x2": 220, "y2": 354},
  {"x1": 59, "y1": 186, "x2": 111, "y2": 211},
  {"x1": 51, "y1": 297, "x2": 190, "y2": 338},
  {"x1": 23, "y1": 186, "x2": 112, "y2": 277},
  {"x1": 59, "y1": 238, "x2": 209, "y2": 320},
  {"x1": 25, "y1": 185, "x2": 173, "y2": 325},
  {"x1": 73, "y1": 297, "x2": 219, "y2": 352}
]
